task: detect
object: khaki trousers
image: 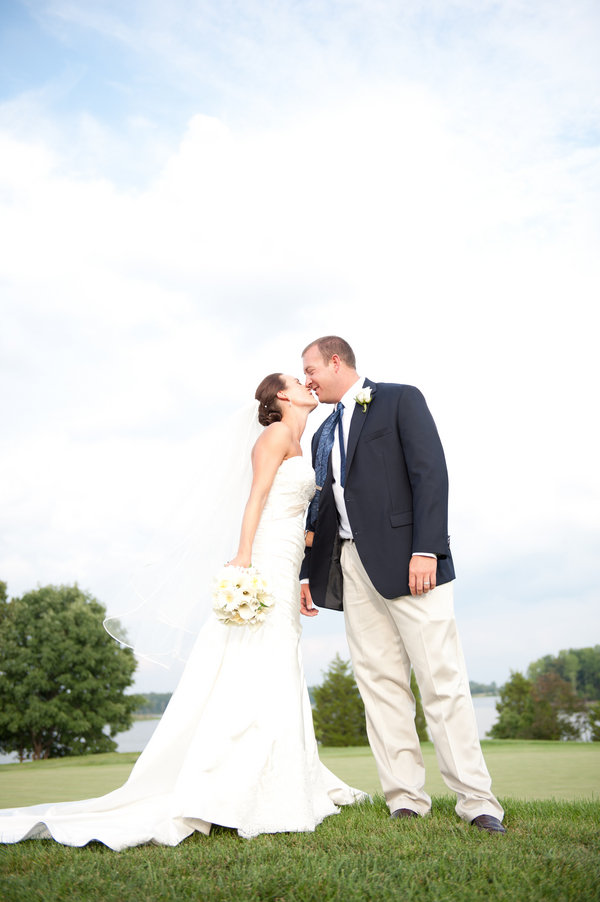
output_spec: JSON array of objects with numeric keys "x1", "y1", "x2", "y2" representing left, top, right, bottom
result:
[{"x1": 341, "y1": 540, "x2": 503, "y2": 821}]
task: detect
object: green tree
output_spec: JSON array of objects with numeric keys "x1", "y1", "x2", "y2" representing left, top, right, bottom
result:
[
  {"x1": 489, "y1": 671, "x2": 535, "y2": 739},
  {"x1": 312, "y1": 654, "x2": 428, "y2": 747},
  {"x1": 559, "y1": 651, "x2": 580, "y2": 692},
  {"x1": 411, "y1": 671, "x2": 428, "y2": 743},
  {"x1": 577, "y1": 646, "x2": 600, "y2": 699},
  {"x1": 490, "y1": 669, "x2": 586, "y2": 740},
  {"x1": 528, "y1": 646, "x2": 600, "y2": 700},
  {"x1": 312, "y1": 654, "x2": 368, "y2": 747},
  {"x1": 529, "y1": 672, "x2": 586, "y2": 740},
  {"x1": 0, "y1": 584, "x2": 144, "y2": 760},
  {"x1": 587, "y1": 701, "x2": 600, "y2": 742}
]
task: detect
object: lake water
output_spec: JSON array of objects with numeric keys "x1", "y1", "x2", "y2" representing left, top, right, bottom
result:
[
  {"x1": 0, "y1": 696, "x2": 500, "y2": 763},
  {"x1": 471, "y1": 695, "x2": 500, "y2": 739},
  {"x1": 117, "y1": 695, "x2": 501, "y2": 750}
]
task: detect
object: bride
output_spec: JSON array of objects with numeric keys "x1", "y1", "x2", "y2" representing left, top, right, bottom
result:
[{"x1": 0, "y1": 373, "x2": 367, "y2": 849}]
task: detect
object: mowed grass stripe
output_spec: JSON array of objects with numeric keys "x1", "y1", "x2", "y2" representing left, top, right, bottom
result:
[
  {"x1": 324, "y1": 741, "x2": 600, "y2": 801},
  {"x1": 1, "y1": 741, "x2": 598, "y2": 810}
]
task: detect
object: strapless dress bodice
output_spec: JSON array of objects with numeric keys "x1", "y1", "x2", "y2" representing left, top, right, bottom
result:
[{"x1": 259, "y1": 456, "x2": 316, "y2": 522}]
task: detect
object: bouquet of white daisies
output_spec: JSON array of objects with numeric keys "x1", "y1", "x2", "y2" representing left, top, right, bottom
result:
[{"x1": 212, "y1": 565, "x2": 274, "y2": 626}]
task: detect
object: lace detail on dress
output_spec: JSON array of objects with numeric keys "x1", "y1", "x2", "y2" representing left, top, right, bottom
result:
[{"x1": 260, "y1": 456, "x2": 316, "y2": 518}]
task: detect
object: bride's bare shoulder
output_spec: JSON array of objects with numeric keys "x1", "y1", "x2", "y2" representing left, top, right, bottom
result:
[
  {"x1": 262, "y1": 420, "x2": 292, "y2": 438},
  {"x1": 253, "y1": 421, "x2": 292, "y2": 456}
]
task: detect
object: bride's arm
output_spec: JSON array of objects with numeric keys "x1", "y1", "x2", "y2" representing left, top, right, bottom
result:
[{"x1": 227, "y1": 423, "x2": 291, "y2": 568}]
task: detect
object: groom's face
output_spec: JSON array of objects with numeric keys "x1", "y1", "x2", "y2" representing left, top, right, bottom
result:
[{"x1": 302, "y1": 347, "x2": 341, "y2": 405}]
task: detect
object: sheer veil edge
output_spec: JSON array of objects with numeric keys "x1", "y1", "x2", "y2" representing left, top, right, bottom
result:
[{"x1": 103, "y1": 401, "x2": 263, "y2": 667}]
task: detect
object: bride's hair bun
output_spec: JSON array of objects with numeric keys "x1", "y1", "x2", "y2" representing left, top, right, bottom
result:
[{"x1": 255, "y1": 373, "x2": 286, "y2": 427}]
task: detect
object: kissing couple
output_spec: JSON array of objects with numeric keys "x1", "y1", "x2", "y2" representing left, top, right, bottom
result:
[{"x1": 0, "y1": 335, "x2": 503, "y2": 849}]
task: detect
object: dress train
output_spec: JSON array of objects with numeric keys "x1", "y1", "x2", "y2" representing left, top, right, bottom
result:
[{"x1": 0, "y1": 457, "x2": 367, "y2": 849}]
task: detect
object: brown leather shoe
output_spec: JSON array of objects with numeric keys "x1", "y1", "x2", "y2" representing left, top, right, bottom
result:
[
  {"x1": 390, "y1": 808, "x2": 419, "y2": 819},
  {"x1": 471, "y1": 814, "x2": 506, "y2": 834}
]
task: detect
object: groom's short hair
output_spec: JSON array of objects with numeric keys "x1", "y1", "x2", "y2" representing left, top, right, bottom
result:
[{"x1": 303, "y1": 336, "x2": 356, "y2": 369}]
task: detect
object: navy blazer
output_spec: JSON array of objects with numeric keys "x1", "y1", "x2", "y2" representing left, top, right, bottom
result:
[{"x1": 301, "y1": 379, "x2": 455, "y2": 610}]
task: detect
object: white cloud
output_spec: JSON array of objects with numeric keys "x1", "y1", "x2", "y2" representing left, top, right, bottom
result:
[
  {"x1": 1, "y1": 0, "x2": 599, "y2": 690},
  {"x1": 457, "y1": 590, "x2": 599, "y2": 685}
]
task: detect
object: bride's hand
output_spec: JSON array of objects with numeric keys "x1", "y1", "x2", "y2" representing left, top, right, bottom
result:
[{"x1": 226, "y1": 554, "x2": 252, "y2": 569}]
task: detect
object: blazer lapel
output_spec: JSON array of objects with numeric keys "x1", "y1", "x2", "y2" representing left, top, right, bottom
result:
[{"x1": 345, "y1": 378, "x2": 377, "y2": 479}]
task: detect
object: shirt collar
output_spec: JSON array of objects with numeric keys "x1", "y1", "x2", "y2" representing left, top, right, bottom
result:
[{"x1": 338, "y1": 376, "x2": 364, "y2": 412}]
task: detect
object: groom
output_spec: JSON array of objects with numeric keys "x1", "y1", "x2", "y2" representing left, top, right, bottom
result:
[{"x1": 299, "y1": 336, "x2": 505, "y2": 833}]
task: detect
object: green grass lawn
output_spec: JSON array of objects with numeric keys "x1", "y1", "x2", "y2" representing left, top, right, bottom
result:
[
  {"x1": 322, "y1": 740, "x2": 600, "y2": 802},
  {"x1": 1, "y1": 796, "x2": 599, "y2": 901},
  {"x1": 1, "y1": 743, "x2": 599, "y2": 901},
  {"x1": 1, "y1": 741, "x2": 598, "y2": 809}
]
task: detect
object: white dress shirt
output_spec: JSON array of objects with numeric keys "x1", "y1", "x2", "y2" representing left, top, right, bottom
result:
[{"x1": 331, "y1": 377, "x2": 363, "y2": 539}]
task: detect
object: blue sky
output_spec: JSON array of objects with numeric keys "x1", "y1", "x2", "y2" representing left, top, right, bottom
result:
[{"x1": 1, "y1": 0, "x2": 599, "y2": 692}]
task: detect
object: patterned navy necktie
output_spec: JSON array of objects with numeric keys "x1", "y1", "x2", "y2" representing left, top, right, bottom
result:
[
  {"x1": 307, "y1": 402, "x2": 345, "y2": 530},
  {"x1": 337, "y1": 402, "x2": 346, "y2": 487}
]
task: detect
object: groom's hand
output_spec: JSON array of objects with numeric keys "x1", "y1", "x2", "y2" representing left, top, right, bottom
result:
[
  {"x1": 300, "y1": 582, "x2": 319, "y2": 617},
  {"x1": 409, "y1": 555, "x2": 437, "y2": 596}
]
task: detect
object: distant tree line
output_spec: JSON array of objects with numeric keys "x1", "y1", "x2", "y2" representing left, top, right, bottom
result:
[
  {"x1": 139, "y1": 667, "x2": 498, "y2": 743},
  {"x1": 135, "y1": 693, "x2": 172, "y2": 715},
  {"x1": 469, "y1": 681, "x2": 498, "y2": 696},
  {"x1": 490, "y1": 646, "x2": 600, "y2": 741},
  {"x1": 136, "y1": 655, "x2": 430, "y2": 746}
]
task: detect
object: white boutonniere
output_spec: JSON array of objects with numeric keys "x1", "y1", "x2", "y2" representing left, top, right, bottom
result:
[{"x1": 354, "y1": 387, "x2": 372, "y2": 412}]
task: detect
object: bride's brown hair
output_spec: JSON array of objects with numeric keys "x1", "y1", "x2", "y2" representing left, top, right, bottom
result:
[{"x1": 255, "y1": 373, "x2": 286, "y2": 427}]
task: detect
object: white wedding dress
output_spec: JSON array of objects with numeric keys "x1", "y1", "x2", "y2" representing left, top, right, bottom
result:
[{"x1": 0, "y1": 456, "x2": 367, "y2": 849}]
